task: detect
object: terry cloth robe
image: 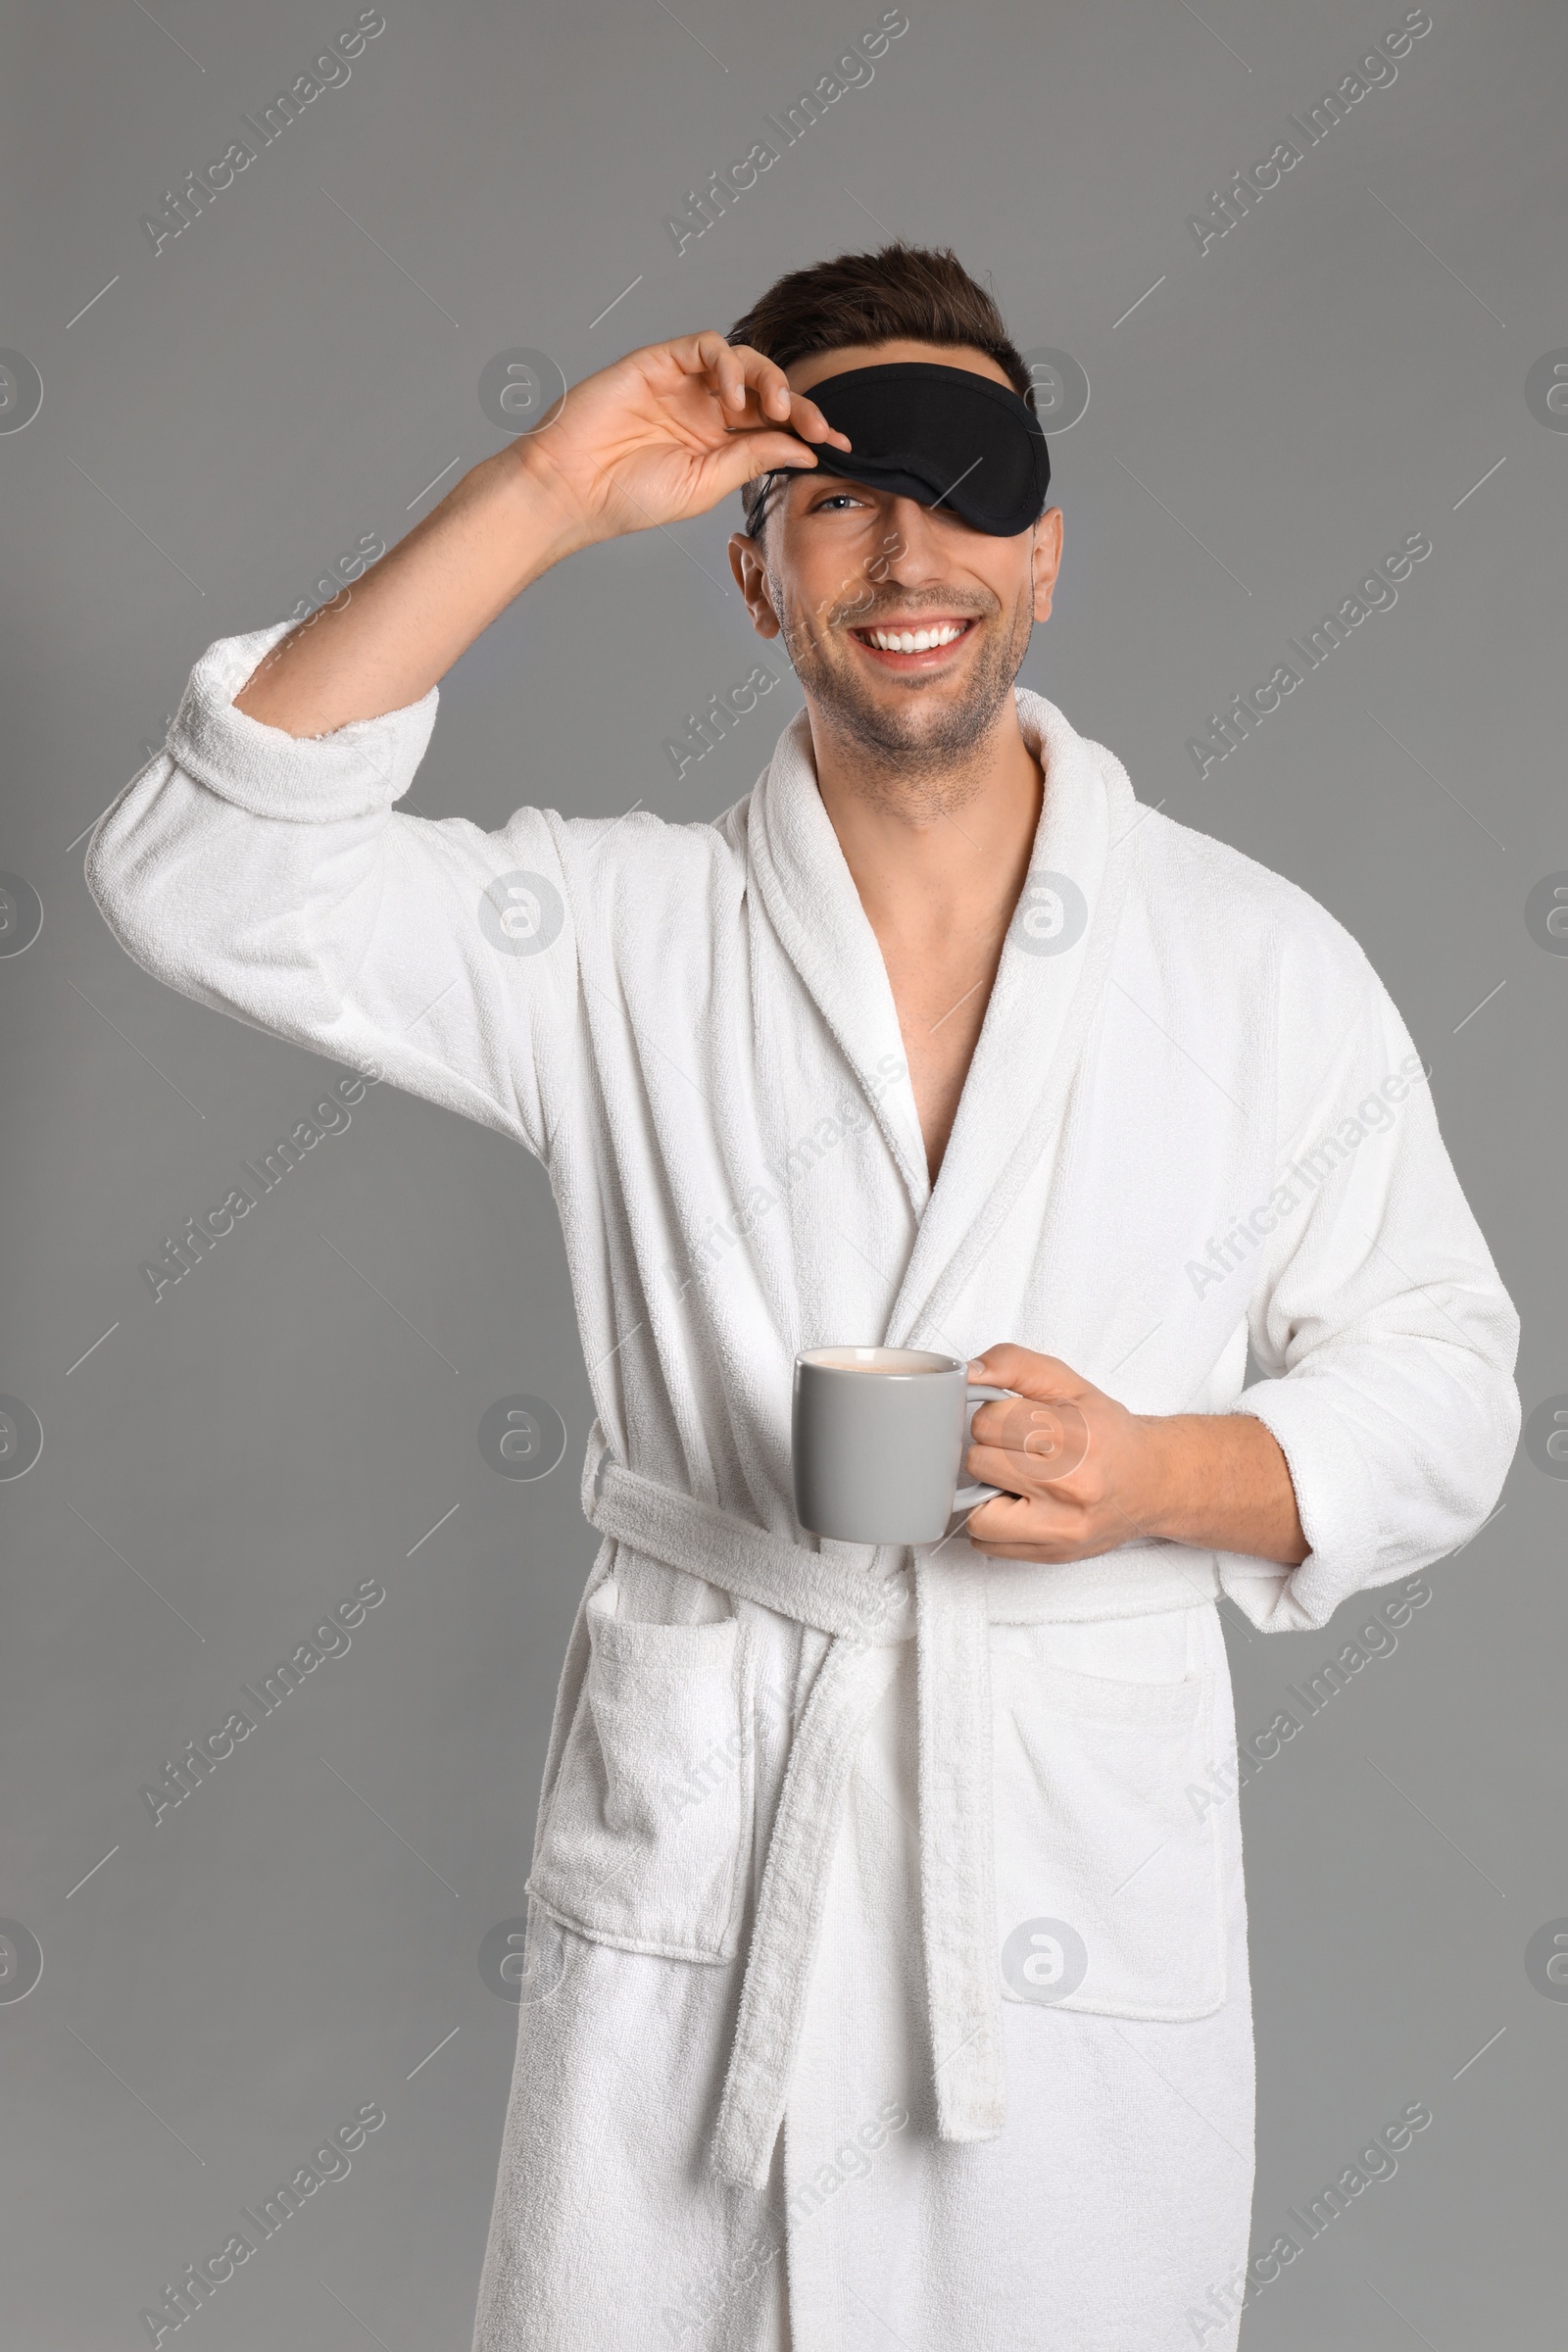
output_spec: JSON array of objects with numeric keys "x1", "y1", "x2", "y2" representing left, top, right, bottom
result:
[{"x1": 86, "y1": 622, "x2": 1520, "y2": 2352}]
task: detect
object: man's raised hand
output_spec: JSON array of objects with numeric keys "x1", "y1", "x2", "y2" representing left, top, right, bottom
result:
[
  {"x1": 232, "y1": 332, "x2": 849, "y2": 738},
  {"x1": 520, "y1": 333, "x2": 852, "y2": 548}
]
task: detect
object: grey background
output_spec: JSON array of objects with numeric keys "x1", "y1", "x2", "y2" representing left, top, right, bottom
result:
[{"x1": 1, "y1": 0, "x2": 1563, "y2": 2341}]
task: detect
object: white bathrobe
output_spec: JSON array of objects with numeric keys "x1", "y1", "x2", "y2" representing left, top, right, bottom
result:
[{"x1": 86, "y1": 623, "x2": 1519, "y2": 2352}]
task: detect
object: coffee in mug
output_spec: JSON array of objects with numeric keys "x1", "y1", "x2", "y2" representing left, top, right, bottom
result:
[{"x1": 792, "y1": 1346, "x2": 1013, "y2": 1545}]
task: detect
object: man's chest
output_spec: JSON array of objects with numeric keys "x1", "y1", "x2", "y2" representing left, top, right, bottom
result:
[{"x1": 876, "y1": 926, "x2": 1010, "y2": 1185}]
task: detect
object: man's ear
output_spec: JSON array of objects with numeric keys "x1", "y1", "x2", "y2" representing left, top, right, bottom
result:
[
  {"x1": 728, "y1": 531, "x2": 782, "y2": 639},
  {"x1": 1031, "y1": 507, "x2": 1064, "y2": 625}
]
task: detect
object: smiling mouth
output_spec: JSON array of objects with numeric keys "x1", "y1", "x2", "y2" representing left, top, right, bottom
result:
[{"x1": 849, "y1": 616, "x2": 978, "y2": 662}]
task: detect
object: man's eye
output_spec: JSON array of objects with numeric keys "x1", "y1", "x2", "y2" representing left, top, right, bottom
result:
[{"x1": 813, "y1": 492, "x2": 863, "y2": 512}]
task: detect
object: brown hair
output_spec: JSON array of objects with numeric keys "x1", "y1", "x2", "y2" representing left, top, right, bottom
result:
[
  {"x1": 727, "y1": 242, "x2": 1032, "y2": 400},
  {"x1": 727, "y1": 242, "x2": 1033, "y2": 533}
]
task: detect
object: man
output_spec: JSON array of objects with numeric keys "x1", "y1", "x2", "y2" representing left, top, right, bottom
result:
[{"x1": 87, "y1": 244, "x2": 1518, "y2": 2350}]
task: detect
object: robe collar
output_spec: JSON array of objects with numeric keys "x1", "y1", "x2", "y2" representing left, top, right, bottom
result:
[{"x1": 746, "y1": 687, "x2": 1140, "y2": 1347}]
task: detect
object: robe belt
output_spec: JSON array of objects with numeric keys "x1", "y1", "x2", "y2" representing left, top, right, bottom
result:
[{"x1": 582, "y1": 1440, "x2": 1004, "y2": 2191}]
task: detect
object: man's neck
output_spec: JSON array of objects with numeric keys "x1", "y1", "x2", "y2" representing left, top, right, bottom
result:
[
  {"x1": 807, "y1": 696, "x2": 1045, "y2": 1181},
  {"x1": 808, "y1": 696, "x2": 1043, "y2": 921}
]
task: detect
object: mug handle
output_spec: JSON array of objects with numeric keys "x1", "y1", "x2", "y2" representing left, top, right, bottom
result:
[{"x1": 953, "y1": 1385, "x2": 1013, "y2": 1514}]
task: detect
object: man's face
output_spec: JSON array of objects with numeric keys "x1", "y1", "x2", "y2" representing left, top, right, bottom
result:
[{"x1": 728, "y1": 339, "x2": 1063, "y2": 785}]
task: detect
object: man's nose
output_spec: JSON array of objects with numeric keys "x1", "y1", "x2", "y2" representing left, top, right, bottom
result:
[{"x1": 869, "y1": 493, "x2": 965, "y2": 581}]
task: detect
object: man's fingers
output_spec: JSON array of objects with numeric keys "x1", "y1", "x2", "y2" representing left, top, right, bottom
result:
[
  {"x1": 964, "y1": 1489, "x2": 1102, "y2": 1560},
  {"x1": 721, "y1": 341, "x2": 851, "y2": 444},
  {"x1": 969, "y1": 1538, "x2": 1088, "y2": 1561},
  {"x1": 696, "y1": 337, "x2": 852, "y2": 449},
  {"x1": 710, "y1": 437, "x2": 821, "y2": 506},
  {"x1": 968, "y1": 1345, "x2": 1086, "y2": 1402},
  {"x1": 966, "y1": 1441, "x2": 1036, "y2": 1491},
  {"x1": 965, "y1": 1440, "x2": 1085, "y2": 1497},
  {"x1": 687, "y1": 335, "x2": 791, "y2": 423},
  {"x1": 725, "y1": 342, "x2": 796, "y2": 421},
  {"x1": 730, "y1": 379, "x2": 849, "y2": 451},
  {"x1": 971, "y1": 1400, "x2": 1092, "y2": 1478},
  {"x1": 964, "y1": 1491, "x2": 1055, "y2": 1544},
  {"x1": 967, "y1": 1396, "x2": 1044, "y2": 1451},
  {"x1": 785, "y1": 390, "x2": 852, "y2": 449},
  {"x1": 686, "y1": 330, "x2": 751, "y2": 410}
]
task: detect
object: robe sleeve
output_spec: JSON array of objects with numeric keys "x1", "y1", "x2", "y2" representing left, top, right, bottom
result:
[
  {"x1": 1216, "y1": 938, "x2": 1520, "y2": 1634},
  {"x1": 84, "y1": 622, "x2": 581, "y2": 1159}
]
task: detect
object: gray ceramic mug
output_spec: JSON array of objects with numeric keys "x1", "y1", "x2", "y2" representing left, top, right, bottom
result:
[{"x1": 792, "y1": 1345, "x2": 1013, "y2": 1544}]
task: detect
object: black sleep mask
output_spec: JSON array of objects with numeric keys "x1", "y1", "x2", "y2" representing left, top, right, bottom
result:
[{"x1": 743, "y1": 361, "x2": 1051, "y2": 538}]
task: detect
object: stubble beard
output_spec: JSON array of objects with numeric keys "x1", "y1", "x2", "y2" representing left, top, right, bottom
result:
[{"x1": 775, "y1": 580, "x2": 1035, "y2": 819}]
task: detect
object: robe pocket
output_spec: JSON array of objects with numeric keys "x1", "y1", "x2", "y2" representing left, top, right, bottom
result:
[
  {"x1": 527, "y1": 1576, "x2": 756, "y2": 1965},
  {"x1": 991, "y1": 1652, "x2": 1226, "y2": 2021}
]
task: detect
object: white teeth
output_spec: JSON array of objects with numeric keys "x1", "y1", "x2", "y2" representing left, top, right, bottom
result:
[{"x1": 865, "y1": 621, "x2": 965, "y2": 652}]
